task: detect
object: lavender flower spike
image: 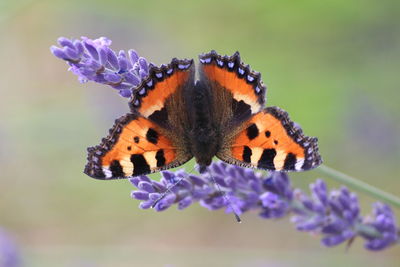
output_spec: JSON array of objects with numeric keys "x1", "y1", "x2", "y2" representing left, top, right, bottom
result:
[
  {"x1": 130, "y1": 161, "x2": 399, "y2": 251},
  {"x1": 362, "y1": 203, "x2": 398, "y2": 250},
  {"x1": 51, "y1": 36, "x2": 150, "y2": 98}
]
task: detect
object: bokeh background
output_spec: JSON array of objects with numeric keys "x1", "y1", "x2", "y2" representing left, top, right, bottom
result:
[{"x1": 1, "y1": 0, "x2": 399, "y2": 266}]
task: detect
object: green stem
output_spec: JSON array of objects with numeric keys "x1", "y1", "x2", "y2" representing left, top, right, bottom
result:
[{"x1": 318, "y1": 164, "x2": 400, "y2": 209}]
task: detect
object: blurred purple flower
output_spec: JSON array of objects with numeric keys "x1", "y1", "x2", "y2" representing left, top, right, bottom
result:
[
  {"x1": 130, "y1": 161, "x2": 399, "y2": 251},
  {"x1": 361, "y1": 203, "x2": 399, "y2": 250},
  {"x1": 0, "y1": 228, "x2": 20, "y2": 267},
  {"x1": 50, "y1": 36, "x2": 150, "y2": 98}
]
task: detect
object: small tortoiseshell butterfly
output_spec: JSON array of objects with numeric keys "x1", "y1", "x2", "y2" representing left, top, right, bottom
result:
[{"x1": 84, "y1": 51, "x2": 322, "y2": 179}]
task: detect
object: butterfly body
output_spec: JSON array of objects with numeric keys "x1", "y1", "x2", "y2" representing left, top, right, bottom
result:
[
  {"x1": 84, "y1": 51, "x2": 322, "y2": 179},
  {"x1": 186, "y1": 80, "x2": 222, "y2": 169}
]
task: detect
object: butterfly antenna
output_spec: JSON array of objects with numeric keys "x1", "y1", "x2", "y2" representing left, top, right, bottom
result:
[
  {"x1": 151, "y1": 166, "x2": 196, "y2": 208},
  {"x1": 207, "y1": 169, "x2": 242, "y2": 223},
  {"x1": 151, "y1": 177, "x2": 184, "y2": 208}
]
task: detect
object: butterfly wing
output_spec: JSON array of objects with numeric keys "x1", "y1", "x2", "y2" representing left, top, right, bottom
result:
[
  {"x1": 198, "y1": 51, "x2": 321, "y2": 171},
  {"x1": 130, "y1": 58, "x2": 194, "y2": 133},
  {"x1": 84, "y1": 113, "x2": 192, "y2": 179},
  {"x1": 217, "y1": 106, "x2": 322, "y2": 171},
  {"x1": 85, "y1": 58, "x2": 195, "y2": 179},
  {"x1": 198, "y1": 50, "x2": 266, "y2": 128}
]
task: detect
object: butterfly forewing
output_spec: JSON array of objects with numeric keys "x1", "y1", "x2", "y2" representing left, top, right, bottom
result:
[
  {"x1": 129, "y1": 58, "x2": 195, "y2": 131},
  {"x1": 198, "y1": 51, "x2": 267, "y2": 128}
]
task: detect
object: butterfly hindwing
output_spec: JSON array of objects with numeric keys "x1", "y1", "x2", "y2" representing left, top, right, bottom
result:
[
  {"x1": 217, "y1": 106, "x2": 322, "y2": 171},
  {"x1": 84, "y1": 113, "x2": 192, "y2": 179}
]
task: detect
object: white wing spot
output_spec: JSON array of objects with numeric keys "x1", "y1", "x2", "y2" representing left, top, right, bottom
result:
[
  {"x1": 295, "y1": 158, "x2": 305, "y2": 171},
  {"x1": 102, "y1": 167, "x2": 112, "y2": 178}
]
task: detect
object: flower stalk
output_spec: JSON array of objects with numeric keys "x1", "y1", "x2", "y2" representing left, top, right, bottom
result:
[{"x1": 318, "y1": 164, "x2": 400, "y2": 209}]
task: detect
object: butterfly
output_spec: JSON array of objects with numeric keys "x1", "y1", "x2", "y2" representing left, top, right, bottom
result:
[{"x1": 84, "y1": 51, "x2": 322, "y2": 179}]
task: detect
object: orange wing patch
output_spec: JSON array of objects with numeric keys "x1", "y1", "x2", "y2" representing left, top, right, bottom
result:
[
  {"x1": 219, "y1": 107, "x2": 322, "y2": 171},
  {"x1": 199, "y1": 51, "x2": 266, "y2": 115},
  {"x1": 85, "y1": 114, "x2": 191, "y2": 179},
  {"x1": 129, "y1": 58, "x2": 194, "y2": 122}
]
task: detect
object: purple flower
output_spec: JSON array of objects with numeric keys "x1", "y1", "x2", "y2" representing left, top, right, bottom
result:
[
  {"x1": 292, "y1": 182, "x2": 360, "y2": 247},
  {"x1": 0, "y1": 228, "x2": 20, "y2": 267},
  {"x1": 361, "y1": 203, "x2": 398, "y2": 250},
  {"x1": 130, "y1": 161, "x2": 399, "y2": 251},
  {"x1": 130, "y1": 170, "x2": 215, "y2": 212},
  {"x1": 50, "y1": 37, "x2": 150, "y2": 98}
]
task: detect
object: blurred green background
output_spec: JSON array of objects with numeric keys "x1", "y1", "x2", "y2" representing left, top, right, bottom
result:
[{"x1": 0, "y1": 0, "x2": 399, "y2": 266}]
